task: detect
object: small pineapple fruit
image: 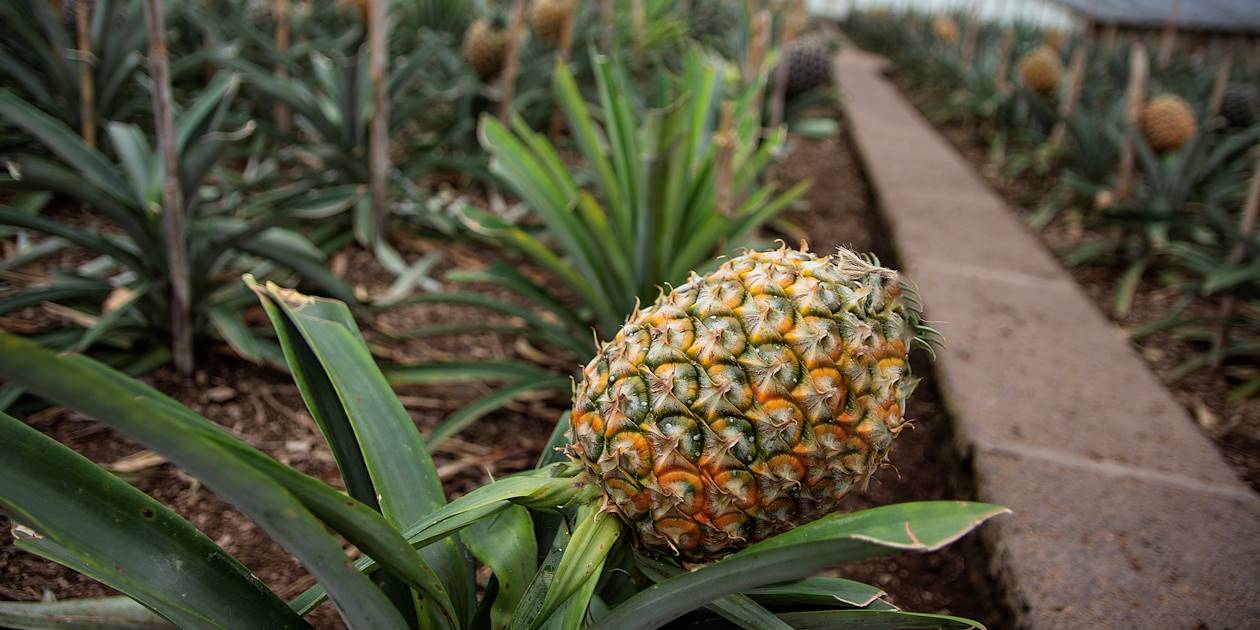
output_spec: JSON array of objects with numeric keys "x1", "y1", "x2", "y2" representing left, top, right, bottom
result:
[
  {"x1": 568, "y1": 246, "x2": 926, "y2": 560},
  {"x1": 1141, "y1": 95, "x2": 1197, "y2": 153},
  {"x1": 531, "y1": 0, "x2": 574, "y2": 47},
  {"x1": 1018, "y1": 46, "x2": 1062, "y2": 95},
  {"x1": 1219, "y1": 86, "x2": 1256, "y2": 129},
  {"x1": 784, "y1": 39, "x2": 834, "y2": 99},
  {"x1": 932, "y1": 15, "x2": 959, "y2": 44},
  {"x1": 463, "y1": 18, "x2": 510, "y2": 78}
]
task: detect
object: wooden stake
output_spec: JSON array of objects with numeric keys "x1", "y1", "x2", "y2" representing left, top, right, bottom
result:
[
  {"x1": 141, "y1": 0, "x2": 192, "y2": 375},
  {"x1": 74, "y1": 1, "x2": 95, "y2": 148},
  {"x1": 273, "y1": 0, "x2": 291, "y2": 132},
  {"x1": 1157, "y1": 0, "x2": 1181, "y2": 70},
  {"x1": 1050, "y1": 45, "x2": 1087, "y2": 148},
  {"x1": 367, "y1": 0, "x2": 389, "y2": 245},
  {"x1": 744, "y1": 10, "x2": 771, "y2": 130},
  {"x1": 1211, "y1": 144, "x2": 1260, "y2": 366},
  {"x1": 1208, "y1": 55, "x2": 1233, "y2": 123},
  {"x1": 1116, "y1": 43, "x2": 1148, "y2": 201},
  {"x1": 994, "y1": 29, "x2": 1014, "y2": 95},
  {"x1": 631, "y1": 0, "x2": 645, "y2": 67},
  {"x1": 601, "y1": 0, "x2": 614, "y2": 53},
  {"x1": 549, "y1": 2, "x2": 578, "y2": 138},
  {"x1": 496, "y1": 0, "x2": 528, "y2": 123},
  {"x1": 768, "y1": 0, "x2": 807, "y2": 131},
  {"x1": 713, "y1": 102, "x2": 736, "y2": 218}
]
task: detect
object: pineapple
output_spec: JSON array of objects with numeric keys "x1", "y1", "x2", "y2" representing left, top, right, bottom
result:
[
  {"x1": 568, "y1": 246, "x2": 927, "y2": 559},
  {"x1": 932, "y1": 16, "x2": 959, "y2": 44},
  {"x1": 1219, "y1": 86, "x2": 1256, "y2": 129},
  {"x1": 531, "y1": 0, "x2": 574, "y2": 47},
  {"x1": 1141, "y1": 94, "x2": 1196, "y2": 153},
  {"x1": 1018, "y1": 46, "x2": 1061, "y2": 95},
  {"x1": 463, "y1": 18, "x2": 509, "y2": 78},
  {"x1": 783, "y1": 39, "x2": 834, "y2": 99}
]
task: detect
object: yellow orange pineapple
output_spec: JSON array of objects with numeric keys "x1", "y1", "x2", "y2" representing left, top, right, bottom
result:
[
  {"x1": 531, "y1": 0, "x2": 575, "y2": 47},
  {"x1": 568, "y1": 246, "x2": 926, "y2": 559},
  {"x1": 1141, "y1": 95, "x2": 1197, "y2": 153},
  {"x1": 1018, "y1": 46, "x2": 1062, "y2": 95}
]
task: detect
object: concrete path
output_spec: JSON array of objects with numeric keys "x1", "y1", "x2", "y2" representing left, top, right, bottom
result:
[{"x1": 834, "y1": 49, "x2": 1260, "y2": 628}]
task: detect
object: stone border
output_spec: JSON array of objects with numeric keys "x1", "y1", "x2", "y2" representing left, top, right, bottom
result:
[{"x1": 834, "y1": 48, "x2": 1260, "y2": 628}]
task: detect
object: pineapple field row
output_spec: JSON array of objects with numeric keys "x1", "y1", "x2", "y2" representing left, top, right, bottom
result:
[{"x1": 0, "y1": 0, "x2": 1255, "y2": 628}]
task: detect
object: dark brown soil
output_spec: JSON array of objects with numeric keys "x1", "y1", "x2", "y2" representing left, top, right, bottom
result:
[
  {"x1": 926, "y1": 116, "x2": 1260, "y2": 493},
  {"x1": 1, "y1": 116, "x2": 1004, "y2": 627}
]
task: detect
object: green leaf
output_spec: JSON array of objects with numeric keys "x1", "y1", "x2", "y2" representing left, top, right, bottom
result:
[
  {"x1": 426, "y1": 376, "x2": 571, "y2": 451},
  {"x1": 773, "y1": 610, "x2": 984, "y2": 629},
  {"x1": 385, "y1": 360, "x2": 559, "y2": 386},
  {"x1": 745, "y1": 577, "x2": 886, "y2": 609},
  {"x1": 0, "y1": 411, "x2": 306, "y2": 629},
  {"x1": 0, "y1": 90, "x2": 128, "y2": 194},
  {"x1": 464, "y1": 506, "x2": 538, "y2": 630},
  {"x1": 250, "y1": 280, "x2": 466, "y2": 628},
  {"x1": 593, "y1": 502, "x2": 1007, "y2": 630},
  {"x1": 533, "y1": 508, "x2": 623, "y2": 629},
  {"x1": 0, "y1": 332, "x2": 422, "y2": 630},
  {"x1": 0, "y1": 597, "x2": 172, "y2": 629}
]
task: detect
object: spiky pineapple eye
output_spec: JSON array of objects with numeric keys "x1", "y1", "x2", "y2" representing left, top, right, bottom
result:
[{"x1": 568, "y1": 248, "x2": 922, "y2": 560}]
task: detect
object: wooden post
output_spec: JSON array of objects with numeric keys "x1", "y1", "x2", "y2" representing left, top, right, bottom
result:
[
  {"x1": 496, "y1": 0, "x2": 528, "y2": 123},
  {"x1": 367, "y1": 0, "x2": 389, "y2": 245},
  {"x1": 1157, "y1": 0, "x2": 1181, "y2": 70},
  {"x1": 631, "y1": 0, "x2": 645, "y2": 67},
  {"x1": 1211, "y1": 144, "x2": 1260, "y2": 366},
  {"x1": 601, "y1": 0, "x2": 614, "y2": 53},
  {"x1": 961, "y1": 0, "x2": 981, "y2": 70},
  {"x1": 141, "y1": 0, "x2": 193, "y2": 375},
  {"x1": 713, "y1": 102, "x2": 736, "y2": 217},
  {"x1": 273, "y1": 0, "x2": 291, "y2": 132},
  {"x1": 1102, "y1": 22, "x2": 1117, "y2": 52},
  {"x1": 1208, "y1": 55, "x2": 1233, "y2": 123},
  {"x1": 744, "y1": 10, "x2": 771, "y2": 129},
  {"x1": 994, "y1": 29, "x2": 1014, "y2": 95},
  {"x1": 768, "y1": 0, "x2": 807, "y2": 130},
  {"x1": 74, "y1": 1, "x2": 95, "y2": 148},
  {"x1": 1049, "y1": 45, "x2": 1087, "y2": 148},
  {"x1": 548, "y1": 1, "x2": 578, "y2": 138},
  {"x1": 1116, "y1": 43, "x2": 1148, "y2": 201}
]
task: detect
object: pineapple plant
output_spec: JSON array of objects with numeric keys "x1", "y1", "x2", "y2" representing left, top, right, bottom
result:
[
  {"x1": 932, "y1": 15, "x2": 959, "y2": 44},
  {"x1": 570, "y1": 246, "x2": 929, "y2": 559},
  {"x1": 1141, "y1": 94, "x2": 1197, "y2": 153},
  {"x1": 1219, "y1": 86, "x2": 1256, "y2": 129},
  {"x1": 1018, "y1": 46, "x2": 1062, "y2": 95},
  {"x1": 530, "y1": 0, "x2": 574, "y2": 47},
  {"x1": 783, "y1": 38, "x2": 834, "y2": 99},
  {"x1": 462, "y1": 17, "x2": 509, "y2": 78}
]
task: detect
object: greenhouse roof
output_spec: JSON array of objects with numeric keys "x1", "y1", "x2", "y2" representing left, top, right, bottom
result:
[{"x1": 1054, "y1": 0, "x2": 1260, "y2": 34}]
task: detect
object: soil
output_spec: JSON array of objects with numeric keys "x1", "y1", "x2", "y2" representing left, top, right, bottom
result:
[
  {"x1": 0, "y1": 115, "x2": 1006, "y2": 627},
  {"x1": 921, "y1": 112, "x2": 1260, "y2": 493}
]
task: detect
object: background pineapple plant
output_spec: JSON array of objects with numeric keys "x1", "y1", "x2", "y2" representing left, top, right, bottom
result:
[
  {"x1": 570, "y1": 247, "x2": 929, "y2": 559},
  {"x1": 463, "y1": 15, "x2": 509, "y2": 77},
  {"x1": 1141, "y1": 94, "x2": 1197, "y2": 152},
  {"x1": 1219, "y1": 86, "x2": 1256, "y2": 129}
]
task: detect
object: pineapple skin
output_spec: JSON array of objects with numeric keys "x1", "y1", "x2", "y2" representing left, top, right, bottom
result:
[
  {"x1": 568, "y1": 247, "x2": 921, "y2": 560},
  {"x1": 463, "y1": 19, "x2": 508, "y2": 78},
  {"x1": 531, "y1": 0, "x2": 574, "y2": 47},
  {"x1": 1141, "y1": 95, "x2": 1197, "y2": 153},
  {"x1": 1018, "y1": 47, "x2": 1062, "y2": 95}
]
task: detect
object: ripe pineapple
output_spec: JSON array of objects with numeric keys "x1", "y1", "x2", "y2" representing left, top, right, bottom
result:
[
  {"x1": 932, "y1": 16, "x2": 959, "y2": 44},
  {"x1": 568, "y1": 246, "x2": 926, "y2": 559},
  {"x1": 783, "y1": 39, "x2": 834, "y2": 99},
  {"x1": 1141, "y1": 95, "x2": 1196, "y2": 153},
  {"x1": 463, "y1": 18, "x2": 509, "y2": 78},
  {"x1": 531, "y1": 0, "x2": 574, "y2": 47},
  {"x1": 1018, "y1": 46, "x2": 1061, "y2": 95},
  {"x1": 1219, "y1": 86, "x2": 1256, "y2": 129}
]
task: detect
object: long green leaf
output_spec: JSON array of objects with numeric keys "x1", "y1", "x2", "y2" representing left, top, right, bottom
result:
[
  {"x1": 0, "y1": 411, "x2": 308, "y2": 629},
  {"x1": 464, "y1": 506, "x2": 538, "y2": 630},
  {"x1": 593, "y1": 502, "x2": 1007, "y2": 630},
  {"x1": 0, "y1": 597, "x2": 171, "y2": 629}
]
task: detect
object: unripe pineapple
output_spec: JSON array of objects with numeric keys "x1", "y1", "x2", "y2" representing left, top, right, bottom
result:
[
  {"x1": 463, "y1": 18, "x2": 509, "y2": 78},
  {"x1": 568, "y1": 246, "x2": 925, "y2": 560},
  {"x1": 531, "y1": 0, "x2": 574, "y2": 47},
  {"x1": 1018, "y1": 46, "x2": 1062, "y2": 95},
  {"x1": 1141, "y1": 95, "x2": 1197, "y2": 153},
  {"x1": 783, "y1": 39, "x2": 834, "y2": 99},
  {"x1": 932, "y1": 16, "x2": 959, "y2": 44},
  {"x1": 1219, "y1": 86, "x2": 1256, "y2": 129}
]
